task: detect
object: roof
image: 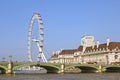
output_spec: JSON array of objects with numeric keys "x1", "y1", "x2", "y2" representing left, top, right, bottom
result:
[
  {"x1": 51, "y1": 54, "x2": 58, "y2": 58},
  {"x1": 108, "y1": 42, "x2": 120, "y2": 50},
  {"x1": 77, "y1": 46, "x2": 83, "y2": 51},
  {"x1": 51, "y1": 42, "x2": 120, "y2": 56},
  {"x1": 59, "y1": 49, "x2": 77, "y2": 55},
  {"x1": 85, "y1": 42, "x2": 120, "y2": 51}
]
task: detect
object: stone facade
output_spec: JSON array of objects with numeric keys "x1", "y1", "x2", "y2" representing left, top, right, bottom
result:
[
  {"x1": 82, "y1": 42, "x2": 120, "y2": 64},
  {"x1": 49, "y1": 36, "x2": 120, "y2": 65}
]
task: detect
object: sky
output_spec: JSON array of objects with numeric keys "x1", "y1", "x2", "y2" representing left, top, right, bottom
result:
[{"x1": 0, "y1": 0, "x2": 120, "y2": 61}]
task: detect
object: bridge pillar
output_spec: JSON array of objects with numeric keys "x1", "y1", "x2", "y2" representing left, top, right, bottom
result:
[
  {"x1": 60, "y1": 64, "x2": 65, "y2": 73},
  {"x1": 97, "y1": 65, "x2": 103, "y2": 73},
  {"x1": 6, "y1": 61, "x2": 13, "y2": 74}
]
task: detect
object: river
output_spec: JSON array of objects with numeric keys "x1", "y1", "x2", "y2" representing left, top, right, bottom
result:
[{"x1": 0, "y1": 73, "x2": 120, "y2": 80}]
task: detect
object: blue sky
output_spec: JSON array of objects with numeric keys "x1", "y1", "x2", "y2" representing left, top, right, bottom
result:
[{"x1": 0, "y1": 0, "x2": 120, "y2": 61}]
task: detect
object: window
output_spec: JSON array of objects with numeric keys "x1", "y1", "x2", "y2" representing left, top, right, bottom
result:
[
  {"x1": 99, "y1": 48, "x2": 102, "y2": 51},
  {"x1": 115, "y1": 47, "x2": 119, "y2": 51},
  {"x1": 103, "y1": 48, "x2": 105, "y2": 52},
  {"x1": 114, "y1": 55, "x2": 118, "y2": 59},
  {"x1": 96, "y1": 49, "x2": 98, "y2": 52},
  {"x1": 87, "y1": 51, "x2": 89, "y2": 53},
  {"x1": 91, "y1": 50, "x2": 92, "y2": 52}
]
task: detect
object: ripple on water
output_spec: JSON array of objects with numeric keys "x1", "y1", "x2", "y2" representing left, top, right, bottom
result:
[{"x1": 0, "y1": 73, "x2": 120, "y2": 80}]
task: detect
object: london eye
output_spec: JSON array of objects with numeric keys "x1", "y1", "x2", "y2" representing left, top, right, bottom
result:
[{"x1": 27, "y1": 13, "x2": 47, "y2": 62}]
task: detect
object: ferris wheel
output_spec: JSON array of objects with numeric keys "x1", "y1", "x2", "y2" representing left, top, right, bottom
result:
[{"x1": 27, "y1": 13, "x2": 47, "y2": 62}]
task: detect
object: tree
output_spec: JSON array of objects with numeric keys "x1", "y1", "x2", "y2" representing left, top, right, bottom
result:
[{"x1": 2, "y1": 57, "x2": 5, "y2": 62}]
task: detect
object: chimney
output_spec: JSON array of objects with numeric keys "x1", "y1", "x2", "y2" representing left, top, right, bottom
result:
[
  {"x1": 96, "y1": 40, "x2": 100, "y2": 48},
  {"x1": 106, "y1": 38, "x2": 110, "y2": 47}
]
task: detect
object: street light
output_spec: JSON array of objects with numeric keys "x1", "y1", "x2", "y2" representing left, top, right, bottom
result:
[
  {"x1": 62, "y1": 55, "x2": 65, "y2": 64},
  {"x1": 9, "y1": 55, "x2": 12, "y2": 61}
]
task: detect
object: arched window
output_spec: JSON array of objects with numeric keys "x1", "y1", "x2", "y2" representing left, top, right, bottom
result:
[
  {"x1": 102, "y1": 48, "x2": 106, "y2": 52},
  {"x1": 99, "y1": 48, "x2": 102, "y2": 51},
  {"x1": 96, "y1": 49, "x2": 98, "y2": 52},
  {"x1": 114, "y1": 55, "x2": 118, "y2": 59},
  {"x1": 115, "y1": 47, "x2": 119, "y2": 51}
]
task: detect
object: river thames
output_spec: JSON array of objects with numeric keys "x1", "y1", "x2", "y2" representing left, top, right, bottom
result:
[{"x1": 0, "y1": 73, "x2": 120, "y2": 80}]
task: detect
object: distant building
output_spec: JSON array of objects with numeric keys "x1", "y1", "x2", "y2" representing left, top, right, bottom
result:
[
  {"x1": 49, "y1": 35, "x2": 120, "y2": 65},
  {"x1": 49, "y1": 51, "x2": 60, "y2": 63},
  {"x1": 49, "y1": 49, "x2": 77, "y2": 64}
]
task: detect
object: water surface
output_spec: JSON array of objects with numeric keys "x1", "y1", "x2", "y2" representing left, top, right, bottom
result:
[{"x1": 0, "y1": 73, "x2": 120, "y2": 80}]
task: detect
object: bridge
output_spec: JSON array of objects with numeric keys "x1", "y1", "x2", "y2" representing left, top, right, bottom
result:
[{"x1": 0, "y1": 61, "x2": 120, "y2": 74}]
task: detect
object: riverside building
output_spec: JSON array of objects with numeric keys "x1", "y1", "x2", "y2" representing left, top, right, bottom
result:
[{"x1": 49, "y1": 35, "x2": 120, "y2": 65}]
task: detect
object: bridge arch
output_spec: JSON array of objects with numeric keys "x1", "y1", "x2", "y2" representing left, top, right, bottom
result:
[
  {"x1": 39, "y1": 64, "x2": 60, "y2": 73},
  {"x1": 65, "y1": 64, "x2": 98, "y2": 73},
  {"x1": 0, "y1": 65, "x2": 7, "y2": 74},
  {"x1": 13, "y1": 63, "x2": 60, "y2": 73},
  {"x1": 104, "y1": 65, "x2": 120, "y2": 72}
]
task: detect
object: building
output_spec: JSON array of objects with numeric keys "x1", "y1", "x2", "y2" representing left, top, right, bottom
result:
[
  {"x1": 49, "y1": 49, "x2": 77, "y2": 64},
  {"x1": 49, "y1": 35, "x2": 120, "y2": 65},
  {"x1": 49, "y1": 51, "x2": 60, "y2": 63},
  {"x1": 82, "y1": 41, "x2": 120, "y2": 64}
]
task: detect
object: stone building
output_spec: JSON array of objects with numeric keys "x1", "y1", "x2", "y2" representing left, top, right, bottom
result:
[
  {"x1": 49, "y1": 35, "x2": 120, "y2": 64},
  {"x1": 82, "y1": 41, "x2": 120, "y2": 64},
  {"x1": 49, "y1": 49, "x2": 77, "y2": 64}
]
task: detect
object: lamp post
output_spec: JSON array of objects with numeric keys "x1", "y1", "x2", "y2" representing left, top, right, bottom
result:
[
  {"x1": 63, "y1": 55, "x2": 65, "y2": 65},
  {"x1": 9, "y1": 55, "x2": 12, "y2": 62},
  {"x1": 6, "y1": 55, "x2": 13, "y2": 74},
  {"x1": 60, "y1": 55, "x2": 65, "y2": 73}
]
